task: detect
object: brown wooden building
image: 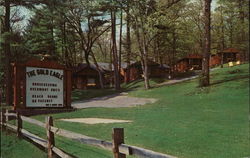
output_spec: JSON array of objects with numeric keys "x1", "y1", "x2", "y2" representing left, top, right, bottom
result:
[
  {"x1": 73, "y1": 63, "x2": 113, "y2": 89},
  {"x1": 175, "y1": 54, "x2": 203, "y2": 72},
  {"x1": 210, "y1": 54, "x2": 221, "y2": 67},
  {"x1": 218, "y1": 48, "x2": 242, "y2": 64},
  {"x1": 123, "y1": 61, "x2": 170, "y2": 82},
  {"x1": 73, "y1": 64, "x2": 101, "y2": 89}
]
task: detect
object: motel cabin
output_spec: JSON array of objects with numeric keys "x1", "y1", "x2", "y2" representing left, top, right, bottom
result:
[
  {"x1": 175, "y1": 54, "x2": 203, "y2": 72},
  {"x1": 218, "y1": 48, "x2": 243, "y2": 64},
  {"x1": 210, "y1": 54, "x2": 221, "y2": 67},
  {"x1": 175, "y1": 53, "x2": 225, "y2": 72},
  {"x1": 73, "y1": 63, "x2": 110, "y2": 89},
  {"x1": 123, "y1": 61, "x2": 170, "y2": 83}
]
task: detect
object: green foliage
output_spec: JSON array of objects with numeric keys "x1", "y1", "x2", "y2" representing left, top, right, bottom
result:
[
  {"x1": 212, "y1": 0, "x2": 249, "y2": 52},
  {"x1": 24, "y1": 7, "x2": 56, "y2": 55},
  {"x1": 2, "y1": 0, "x2": 249, "y2": 67}
]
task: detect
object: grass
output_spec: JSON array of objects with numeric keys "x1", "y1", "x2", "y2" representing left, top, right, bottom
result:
[
  {"x1": 46, "y1": 64, "x2": 250, "y2": 158},
  {"x1": 0, "y1": 131, "x2": 47, "y2": 158},
  {"x1": 5, "y1": 121, "x2": 113, "y2": 158},
  {"x1": 121, "y1": 78, "x2": 167, "y2": 90},
  {"x1": 71, "y1": 88, "x2": 118, "y2": 102},
  {"x1": 71, "y1": 77, "x2": 168, "y2": 101},
  {"x1": 2, "y1": 63, "x2": 249, "y2": 158}
]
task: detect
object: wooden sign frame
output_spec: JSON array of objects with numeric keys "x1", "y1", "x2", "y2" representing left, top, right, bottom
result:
[{"x1": 12, "y1": 59, "x2": 72, "y2": 109}]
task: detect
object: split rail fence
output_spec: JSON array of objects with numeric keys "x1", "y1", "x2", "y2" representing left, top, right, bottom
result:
[{"x1": 0, "y1": 109, "x2": 176, "y2": 158}]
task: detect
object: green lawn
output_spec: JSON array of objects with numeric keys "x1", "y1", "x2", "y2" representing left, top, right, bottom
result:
[
  {"x1": 71, "y1": 88, "x2": 118, "y2": 102},
  {"x1": 71, "y1": 78, "x2": 168, "y2": 101},
  {"x1": 3, "y1": 63, "x2": 249, "y2": 158},
  {"x1": 122, "y1": 78, "x2": 169, "y2": 90},
  {"x1": 4, "y1": 121, "x2": 112, "y2": 158},
  {"x1": 0, "y1": 131, "x2": 47, "y2": 158}
]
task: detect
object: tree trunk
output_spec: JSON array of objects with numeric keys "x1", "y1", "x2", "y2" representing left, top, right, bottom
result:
[
  {"x1": 62, "y1": 21, "x2": 70, "y2": 66},
  {"x1": 172, "y1": 29, "x2": 177, "y2": 68},
  {"x1": 219, "y1": 5, "x2": 225, "y2": 51},
  {"x1": 118, "y1": 7, "x2": 123, "y2": 83},
  {"x1": 111, "y1": 10, "x2": 120, "y2": 90},
  {"x1": 220, "y1": 52, "x2": 224, "y2": 68},
  {"x1": 4, "y1": 0, "x2": 12, "y2": 106},
  {"x1": 238, "y1": 0, "x2": 247, "y2": 61},
  {"x1": 73, "y1": 39, "x2": 77, "y2": 67},
  {"x1": 49, "y1": 2, "x2": 56, "y2": 56},
  {"x1": 142, "y1": 45, "x2": 150, "y2": 89},
  {"x1": 200, "y1": 0, "x2": 211, "y2": 87},
  {"x1": 85, "y1": 50, "x2": 90, "y2": 66},
  {"x1": 134, "y1": 16, "x2": 150, "y2": 89},
  {"x1": 90, "y1": 50, "x2": 104, "y2": 89},
  {"x1": 229, "y1": 21, "x2": 233, "y2": 47},
  {"x1": 219, "y1": 5, "x2": 225, "y2": 68},
  {"x1": 110, "y1": 38, "x2": 113, "y2": 87},
  {"x1": 125, "y1": 0, "x2": 131, "y2": 83},
  {"x1": 141, "y1": 21, "x2": 150, "y2": 89},
  {"x1": 79, "y1": 33, "x2": 90, "y2": 66}
]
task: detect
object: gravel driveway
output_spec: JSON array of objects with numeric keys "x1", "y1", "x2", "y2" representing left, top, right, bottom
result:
[
  {"x1": 72, "y1": 92, "x2": 157, "y2": 109},
  {"x1": 72, "y1": 72, "x2": 212, "y2": 109}
]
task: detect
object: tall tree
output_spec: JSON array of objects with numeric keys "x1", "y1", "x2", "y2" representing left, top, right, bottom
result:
[
  {"x1": 200, "y1": 0, "x2": 211, "y2": 87},
  {"x1": 130, "y1": 0, "x2": 182, "y2": 89},
  {"x1": 213, "y1": 0, "x2": 249, "y2": 62},
  {"x1": 111, "y1": 6, "x2": 120, "y2": 90},
  {"x1": 131, "y1": 0, "x2": 153, "y2": 89},
  {"x1": 24, "y1": 6, "x2": 57, "y2": 56},
  {"x1": 61, "y1": 0, "x2": 110, "y2": 65},
  {"x1": 118, "y1": 3, "x2": 123, "y2": 81},
  {"x1": 237, "y1": 0, "x2": 248, "y2": 60},
  {"x1": 125, "y1": 0, "x2": 131, "y2": 83},
  {"x1": 3, "y1": 0, "x2": 11, "y2": 105},
  {"x1": 1, "y1": 0, "x2": 47, "y2": 105}
]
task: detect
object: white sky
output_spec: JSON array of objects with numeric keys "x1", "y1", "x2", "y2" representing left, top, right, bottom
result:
[{"x1": 11, "y1": 0, "x2": 218, "y2": 33}]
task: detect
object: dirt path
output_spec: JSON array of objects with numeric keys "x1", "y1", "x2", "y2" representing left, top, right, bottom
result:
[
  {"x1": 72, "y1": 92, "x2": 157, "y2": 109},
  {"x1": 156, "y1": 68, "x2": 219, "y2": 87},
  {"x1": 60, "y1": 118, "x2": 132, "y2": 124},
  {"x1": 155, "y1": 75, "x2": 198, "y2": 87}
]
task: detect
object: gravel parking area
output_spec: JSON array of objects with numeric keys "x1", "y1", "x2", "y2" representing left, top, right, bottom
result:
[{"x1": 72, "y1": 93, "x2": 157, "y2": 109}]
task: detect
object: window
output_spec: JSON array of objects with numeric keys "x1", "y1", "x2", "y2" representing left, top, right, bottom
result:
[{"x1": 87, "y1": 78, "x2": 96, "y2": 86}]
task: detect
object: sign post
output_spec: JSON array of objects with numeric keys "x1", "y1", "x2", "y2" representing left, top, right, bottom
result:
[
  {"x1": 26, "y1": 67, "x2": 64, "y2": 108},
  {"x1": 12, "y1": 59, "x2": 72, "y2": 110}
]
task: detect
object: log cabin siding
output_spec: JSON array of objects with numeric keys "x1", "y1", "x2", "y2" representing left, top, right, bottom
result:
[{"x1": 124, "y1": 61, "x2": 169, "y2": 82}]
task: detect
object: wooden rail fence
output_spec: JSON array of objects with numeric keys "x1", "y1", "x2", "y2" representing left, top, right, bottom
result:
[{"x1": 0, "y1": 109, "x2": 177, "y2": 158}]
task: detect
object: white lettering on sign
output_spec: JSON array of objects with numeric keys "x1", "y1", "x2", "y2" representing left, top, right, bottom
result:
[{"x1": 26, "y1": 67, "x2": 64, "y2": 107}]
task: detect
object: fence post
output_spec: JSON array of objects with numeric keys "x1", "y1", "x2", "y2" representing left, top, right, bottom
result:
[
  {"x1": 6, "y1": 109, "x2": 9, "y2": 121},
  {"x1": 17, "y1": 112, "x2": 22, "y2": 137},
  {"x1": 1, "y1": 109, "x2": 6, "y2": 130},
  {"x1": 46, "y1": 116, "x2": 55, "y2": 158},
  {"x1": 112, "y1": 128, "x2": 126, "y2": 158}
]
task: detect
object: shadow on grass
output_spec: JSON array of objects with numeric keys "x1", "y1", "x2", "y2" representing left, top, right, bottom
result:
[
  {"x1": 122, "y1": 79, "x2": 144, "y2": 89},
  {"x1": 211, "y1": 75, "x2": 249, "y2": 86},
  {"x1": 71, "y1": 89, "x2": 119, "y2": 102},
  {"x1": 211, "y1": 68, "x2": 249, "y2": 86}
]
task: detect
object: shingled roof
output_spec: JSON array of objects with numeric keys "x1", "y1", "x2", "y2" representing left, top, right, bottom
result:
[
  {"x1": 220, "y1": 48, "x2": 240, "y2": 53},
  {"x1": 75, "y1": 62, "x2": 130, "y2": 73},
  {"x1": 186, "y1": 54, "x2": 203, "y2": 59}
]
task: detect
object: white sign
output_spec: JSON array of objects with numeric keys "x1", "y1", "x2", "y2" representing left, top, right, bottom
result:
[{"x1": 26, "y1": 67, "x2": 64, "y2": 107}]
